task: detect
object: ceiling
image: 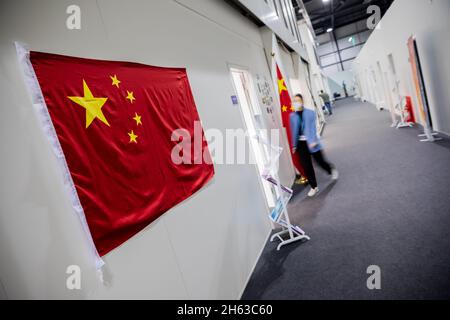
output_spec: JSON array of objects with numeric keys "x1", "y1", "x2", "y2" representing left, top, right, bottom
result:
[{"x1": 293, "y1": 0, "x2": 394, "y2": 35}]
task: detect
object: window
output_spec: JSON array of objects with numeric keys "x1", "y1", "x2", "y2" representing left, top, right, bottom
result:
[
  {"x1": 278, "y1": 0, "x2": 289, "y2": 29},
  {"x1": 286, "y1": 0, "x2": 302, "y2": 42},
  {"x1": 284, "y1": 0, "x2": 296, "y2": 37}
]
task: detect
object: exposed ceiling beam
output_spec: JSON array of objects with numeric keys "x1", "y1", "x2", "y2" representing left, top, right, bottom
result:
[{"x1": 295, "y1": 0, "x2": 393, "y2": 35}]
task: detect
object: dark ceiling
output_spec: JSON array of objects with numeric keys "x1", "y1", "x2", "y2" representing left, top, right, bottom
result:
[{"x1": 293, "y1": 0, "x2": 394, "y2": 35}]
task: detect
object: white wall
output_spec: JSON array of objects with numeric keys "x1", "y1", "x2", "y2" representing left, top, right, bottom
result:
[
  {"x1": 278, "y1": 47, "x2": 313, "y2": 108},
  {"x1": 259, "y1": 27, "x2": 298, "y2": 185},
  {"x1": 327, "y1": 77, "x2": 344, "y2": 99},
  {"x1": 327, "y1": 70, "x2": 355, "y2": 97},
  {"x1": 238, "y1": 0, "x2": 308, "y2": 61},
  {"x1": 0, "y1": 0, "x2": 288, "y2": 299},
  {"x1": 353, "y1": 0, "x2": 450, "y2": 134},
  {"x1": 297, "y1": 20, "x2": 332, "y2": 110}
]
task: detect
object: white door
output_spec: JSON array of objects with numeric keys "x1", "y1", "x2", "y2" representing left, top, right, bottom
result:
[{"x1": 230, "y1": 68, "x2": 276, "y2": 208}]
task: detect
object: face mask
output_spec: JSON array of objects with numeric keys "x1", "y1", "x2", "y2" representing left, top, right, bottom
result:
[{"x1": 293, "y1": 102, "x2": 302, "y2": 111}]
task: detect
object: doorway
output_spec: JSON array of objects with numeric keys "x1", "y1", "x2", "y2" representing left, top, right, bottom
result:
[
  {"x1": 230, "y1": 67, "x2": 276, "y2": 208},
  {"x1": 387, "y1": 53, "x2": 401, "y2": 107}
]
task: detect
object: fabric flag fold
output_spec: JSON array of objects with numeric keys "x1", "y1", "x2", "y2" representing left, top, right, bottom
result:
[
  {"x1": 25, "y1": 50, "x2": 214, "y2": 257},
  {"x1": 275, "y1": 64, "x2": 305, "y2": 177}
]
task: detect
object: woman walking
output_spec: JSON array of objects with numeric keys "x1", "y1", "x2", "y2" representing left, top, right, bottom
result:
[{"x1": 290, "y1": 94, "x2": 339, "y2": 197}]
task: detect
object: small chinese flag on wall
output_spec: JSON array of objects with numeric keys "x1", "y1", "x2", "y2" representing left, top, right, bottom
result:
[
  {"x1": 30, "y1": 51, "x2": 214, "y2": 256},
  {"x1": 276, "y1": 64, "x2": 305, "y2": 176}
]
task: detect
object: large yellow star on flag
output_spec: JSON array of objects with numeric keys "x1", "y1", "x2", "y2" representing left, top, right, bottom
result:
[
  {"x1": 68, "y1": 80, "x2": 109, "y2": 128},
  {"x1": 278, "y1": 78, "x2": 287, "y2": 94}
]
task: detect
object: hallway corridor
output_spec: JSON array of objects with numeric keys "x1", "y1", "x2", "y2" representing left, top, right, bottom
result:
[{"x1": 242, "y1": 98, "x2": 450, "y2": 300}]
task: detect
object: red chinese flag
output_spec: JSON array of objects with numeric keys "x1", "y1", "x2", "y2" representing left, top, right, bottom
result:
[
  {"x1": 30, "y1": 51, "x2": 214, "y2": 256},
  {"x1": 276, "y1": 64, "x2": 305, "y2": 176}
]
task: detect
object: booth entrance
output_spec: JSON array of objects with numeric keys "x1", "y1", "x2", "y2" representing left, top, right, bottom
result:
[{"x1": 230, "y1": 67, "x2": 276, "y2": 208}]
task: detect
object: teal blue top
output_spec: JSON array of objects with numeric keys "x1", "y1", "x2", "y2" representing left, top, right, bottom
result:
[{"x1": 289, "y1": 108, "x2": 322, "y2": 153}]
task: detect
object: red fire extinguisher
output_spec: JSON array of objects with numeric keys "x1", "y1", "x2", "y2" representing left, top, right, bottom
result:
[{"x1": 404, "y1": 96, "x2": 416, "y2": 123}]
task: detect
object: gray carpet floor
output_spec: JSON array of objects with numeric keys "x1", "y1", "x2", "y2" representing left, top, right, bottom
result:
[{"x1": 242, "y1": 98, "x2": 450, "y2": 300}]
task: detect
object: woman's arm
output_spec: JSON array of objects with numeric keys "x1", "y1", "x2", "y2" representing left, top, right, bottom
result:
[
  {"x1": 304, "y1": 110, "x2": 319, "y2": 148},
  {"x1": 289, "y1": 112, "x2": 300, "y2": 150}
]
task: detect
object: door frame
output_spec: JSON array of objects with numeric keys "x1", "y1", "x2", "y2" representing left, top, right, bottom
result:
[{"x1": 228, "y1": 63, "x2": 277, "y2": 209}]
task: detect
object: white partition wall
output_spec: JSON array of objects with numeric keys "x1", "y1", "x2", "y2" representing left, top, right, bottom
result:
[
  {"x1": 0, "y1": 0, "x2": 300, "y2": 299},
  {"x1": 237, "y1": 0, "x2": 308, "y2": 61},
  {"x1": 353, "y1": 0, "x2": 450, "y2": 134},
  {"x1": 259, "y1": 27, "x2": 297, "y2": 187}
]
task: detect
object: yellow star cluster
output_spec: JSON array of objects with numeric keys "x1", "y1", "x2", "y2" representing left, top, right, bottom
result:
[{"x1": 110, "y1": 74, "x2": 142, "y2": 144}]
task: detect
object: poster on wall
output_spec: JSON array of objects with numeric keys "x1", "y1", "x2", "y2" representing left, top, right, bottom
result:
[
  {"x1": 407, "y1": 36, "x2": 435, "y2": 141},
  {"x1": 255, "y1": 74, "x2": 276, "y2": 124},
  {"x1": 17, "y1": 45, "x2": 214, "y2": 267}
]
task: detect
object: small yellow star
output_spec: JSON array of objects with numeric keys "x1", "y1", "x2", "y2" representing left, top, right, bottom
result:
[
  {"x1": 133, "y1": 112, "x2": 142, "y2": 126},
  {"x1": 110, "y1": 75, "x2": 121, "y2": 88},
  {"x1": 128, "y1": 130, "x2": 138, "y2": 143},
  {"x1": 126, "y1": 91, "x2": 135, "y2": 103},
  {"x1": 282, "y1": 105, "x2": 288, "y2": 112},
  {"x1": 290, "y1": 106, "x2": 295, "y2": 112}
]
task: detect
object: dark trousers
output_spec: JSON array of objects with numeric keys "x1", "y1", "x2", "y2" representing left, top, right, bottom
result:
[{"x1": 297, "y1": 141, "x2": 333, "y2": 189}]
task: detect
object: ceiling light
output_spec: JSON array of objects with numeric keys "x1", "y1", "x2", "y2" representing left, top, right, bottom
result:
[{"x1": 326, "y1": 28, "x2": 333, "y2": 33}]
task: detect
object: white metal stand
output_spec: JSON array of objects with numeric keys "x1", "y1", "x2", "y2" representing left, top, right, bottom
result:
[
  {"x1": 376, "y1": 101, "x2": 385, "y2": 111},
  {"x1": 258, "y1": 133, "x2": 310, "y2": 251},
  {"x1": 397, "y1": 121, "x2": 413, "y2": 129},
  {"x1": 270, "y1": 219, "x2": 310, "y2": 251},
  {"x1": 264, "y1": 170, "x2": 310, "y2": 250},
  {"x1": 419, "y1": 128, "x2": 442, "y2": 142}
]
